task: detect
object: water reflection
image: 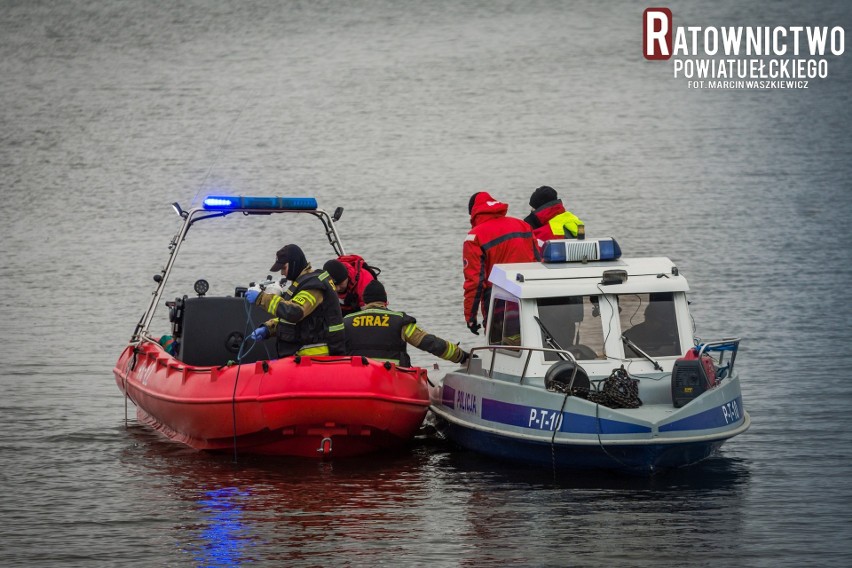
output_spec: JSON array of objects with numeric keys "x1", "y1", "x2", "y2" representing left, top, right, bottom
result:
[
  {"x1": 120, "y1": 424, "x2": 752, "y2": 566},
  {"x1": 122, "y1": 426, "x2": 445, "y2": 566},
  {"x1": 193, "y1": 487, "x2": 250, "y2": 568},
  {"x1": 429, "y1": 448, "x2": 753, "y2": 566}
]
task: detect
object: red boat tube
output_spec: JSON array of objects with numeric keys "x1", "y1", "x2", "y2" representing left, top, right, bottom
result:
[{"x1": 114, "y1": 339, "x2": 430, "y2": 458}]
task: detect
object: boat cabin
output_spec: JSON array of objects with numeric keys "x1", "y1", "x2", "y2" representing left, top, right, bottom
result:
[{"x1": 478, "y1": 238, "x2": 692, "y2": 381}]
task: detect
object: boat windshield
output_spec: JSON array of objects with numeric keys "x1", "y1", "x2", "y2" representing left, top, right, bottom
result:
[
  {"x1": 618, "y1": 292, "x2": 681, "y2": 357},
  {"x1": 536, "y1": 296, "x2": 605, "y2": 361}
]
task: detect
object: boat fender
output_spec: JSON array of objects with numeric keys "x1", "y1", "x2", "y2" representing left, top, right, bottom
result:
[{"x1": 544, "y1": 360, "x2": 590, "y2": 397}]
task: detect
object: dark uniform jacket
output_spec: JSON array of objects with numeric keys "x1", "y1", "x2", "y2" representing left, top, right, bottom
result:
[
  {"x1": 257, "y1": 267, "x2": 345, "y2": 356},
  {"x1": 344, "y1": 303, "x2": 467, "y2": 367}
]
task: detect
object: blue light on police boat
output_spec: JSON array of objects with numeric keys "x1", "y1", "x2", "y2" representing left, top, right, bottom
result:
[
  {"x1": 202, "y1": 196, "x2": 318, "y2": 211},
  {"x1": 598, "y1": 238, "x2": 622, "y2": 260},
  {"x1": 541, "y1": 237, "x2": 622, "y2": 263}
]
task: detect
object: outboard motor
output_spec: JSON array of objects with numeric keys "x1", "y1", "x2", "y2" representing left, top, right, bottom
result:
[{"x1": 671, "y1": 348, "x2": 717, "y2": 408}]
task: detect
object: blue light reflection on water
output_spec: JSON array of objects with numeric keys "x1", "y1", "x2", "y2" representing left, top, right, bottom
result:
[{"x1": 192, "y1": 487, "x2": 251, "y2": 568}]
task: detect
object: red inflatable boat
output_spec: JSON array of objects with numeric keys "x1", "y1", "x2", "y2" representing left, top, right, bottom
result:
[
  {"x1": 113, "y1": 195, "x2": 431, "y2": 457},
  {"x1": 114, "y1": 341, "x2": 429, "y2": 457}
]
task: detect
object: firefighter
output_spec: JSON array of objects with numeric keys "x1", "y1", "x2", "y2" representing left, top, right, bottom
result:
[
  {"x1": 322, "y1": 256, "x2": 377, "y2": 316},
  {"x1": 344, "y1": 281, "x2": 470, "y2": 367},
  {"x1": 464, "y1": 192, "x2": 538, "y2": 335},
  {"x1": 246, "y1": 244, "x2": 345, "y2": 357},
  {"x1": 523, "y1": 186, "x2": 585, "y2": 250}
]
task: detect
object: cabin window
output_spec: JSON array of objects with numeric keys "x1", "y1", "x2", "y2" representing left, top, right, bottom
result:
[
  {"x1": 489, "y1": 298, "x2": 521, "y2": 349},
  {"x1": 618, "y1": 292, "x2": 681, "y2": 357},
  {"x1": 537, "y1": 296, "x2": 605, "y2": 361}
]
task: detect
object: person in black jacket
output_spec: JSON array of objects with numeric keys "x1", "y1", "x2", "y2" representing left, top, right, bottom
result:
[
  {"x1": 344, "y1": 280, "x2": 470, "y2": 366},
  {"x1": 246, "y1": 244, "x2": 345, "y2": 357}
]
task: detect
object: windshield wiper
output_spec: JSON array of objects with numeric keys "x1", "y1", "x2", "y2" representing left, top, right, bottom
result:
[
  {"x1": 533, "y1": 316, "x2": 570, "y2": 362},
  {"x1": 621, "y1": 335, "x2": 663, "y2": 370}
]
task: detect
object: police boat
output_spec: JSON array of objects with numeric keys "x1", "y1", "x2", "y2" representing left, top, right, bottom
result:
[
  {"x1": 429, "y1": 238, "x2": 749, "y2": 474},
  {"x1": 114, "y1": 196, "x2": 430, "y2": 458}
]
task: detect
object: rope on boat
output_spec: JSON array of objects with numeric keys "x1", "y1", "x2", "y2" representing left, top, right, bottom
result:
[
  {"x1": 123, "y1": 350, "x2": 137, "y2": 428},
  {"x1": 229, "y1": 295, "x2": 272, "y2": 463},
  {"x1": 548, "y1": 369, "x2": 637, "y2": 474},
  {"x1": 231, "y1": 360, "x2": 241, "y2": 464},
  {"x1": 594, "y1": 397, "x2": 633, "y2": 472},
  {"x1": 550, "y1": 389, "x2": 572, "y2": 480}
]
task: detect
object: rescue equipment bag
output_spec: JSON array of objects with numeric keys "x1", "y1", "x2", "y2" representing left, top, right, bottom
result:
[{"x1": 338, "y1": 254, "x2": 381, "y2": 282}]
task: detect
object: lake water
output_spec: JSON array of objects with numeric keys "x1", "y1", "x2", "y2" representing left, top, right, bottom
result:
[{"x1": 2, "y1": 1, "x2": 852, "y2": 566}]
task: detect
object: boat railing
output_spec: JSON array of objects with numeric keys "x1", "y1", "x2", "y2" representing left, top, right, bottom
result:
[
  {"x1": 696, "y1": 337, "x2": 741, "y2": 379},
  {"x1": 465, "y1": 345, "x2": 579, "y2": 385}
]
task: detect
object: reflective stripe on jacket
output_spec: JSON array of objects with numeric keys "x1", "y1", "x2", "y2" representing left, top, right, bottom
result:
[
  {"x1": 259, "y1": 267, "x2": 345, "y2": 356},
  {"x1": 527, "y1": 200, "x2": 584, "y2": 249},
  {"x1": 345, "y1": 303, "x2": 467, "y2": 366}
]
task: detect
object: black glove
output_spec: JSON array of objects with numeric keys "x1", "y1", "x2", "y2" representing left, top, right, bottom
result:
[
  {"x1": 460, "y1": 350, "x2": 471, "y2": 364},
  {"x1": 467, "y1": 320, "x2": 481, "y2": 335}
]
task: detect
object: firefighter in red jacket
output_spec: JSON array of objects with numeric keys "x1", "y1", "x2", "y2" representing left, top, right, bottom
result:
[
  {"x1": 523, "y1": 186, "x2": 585, "y2": 250},
  {"x1": 463, "y1": 192, "x2": 538, "y2": 335}
]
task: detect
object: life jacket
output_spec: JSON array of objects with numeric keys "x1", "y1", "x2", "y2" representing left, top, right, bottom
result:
[
  {"x1": 336, "y1": 254, "x2": 381, "y2": 314},
  {"x1": 277, "y1": 269, "x2": 345, "y2": 356},
  {"x1": 343, "y1": 307, "x2": 416, "y2": 367}
]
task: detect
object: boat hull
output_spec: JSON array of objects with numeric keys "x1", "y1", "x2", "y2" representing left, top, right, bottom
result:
[
  {"x1": 430, "y1": 369, "x2": 750, "y2": 475},
  {"x1": 114, "y1": 341, "x2": 430, "y2": 458}
]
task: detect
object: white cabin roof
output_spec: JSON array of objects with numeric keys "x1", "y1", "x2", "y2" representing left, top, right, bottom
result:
[{"x1": 489, "y1": 257, "x2": 690, "y2": 298}]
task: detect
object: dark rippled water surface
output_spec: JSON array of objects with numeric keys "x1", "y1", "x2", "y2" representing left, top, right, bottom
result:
[{"x1": 2, "y1": 1, "x2": 852, "y2": 566}]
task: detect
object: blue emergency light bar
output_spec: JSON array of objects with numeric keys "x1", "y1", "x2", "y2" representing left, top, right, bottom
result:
[
  {"x1": 202, "y1": 195, "x2": 318, "y2": 211},
  {"x1": 541, "y1": 237, "x2": 622, "y2": 263}
]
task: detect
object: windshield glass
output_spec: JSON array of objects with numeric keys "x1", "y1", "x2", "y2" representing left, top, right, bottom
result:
[
  {"x1": 537, "y1": 296, "x2": 605, "y2": 361},
  {"x1": 618, "y1": 292, "x2": 681, "y2": 357}
]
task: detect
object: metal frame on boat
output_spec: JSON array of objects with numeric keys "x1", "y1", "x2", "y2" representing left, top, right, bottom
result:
[{"x1": 132, "y1": 196, "x2": 346, "y2": 344}]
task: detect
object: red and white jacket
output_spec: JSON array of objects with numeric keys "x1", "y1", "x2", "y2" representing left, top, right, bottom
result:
[{"x1": 463, "y1": 192, "x2": 538, "y2": 323}]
